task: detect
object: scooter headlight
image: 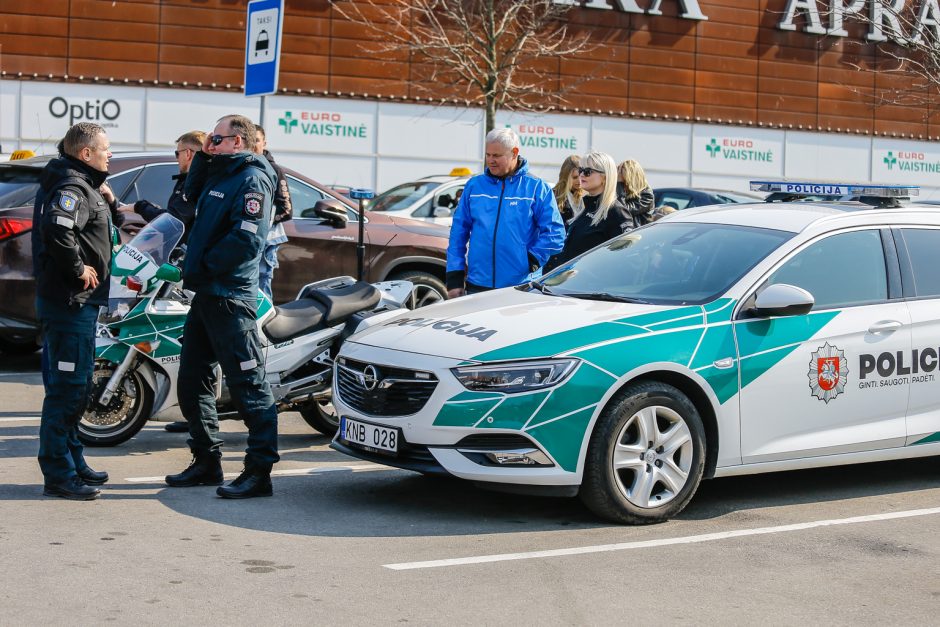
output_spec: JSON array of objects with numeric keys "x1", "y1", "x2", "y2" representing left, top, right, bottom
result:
[{"x1": 452, "y1": 359, "x2": 578, "y2": 394}]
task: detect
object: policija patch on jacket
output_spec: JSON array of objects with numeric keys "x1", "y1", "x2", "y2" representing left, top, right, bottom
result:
[
  {"x1": 244, "y1": 192, "x2": 264, "y2": 217},
  {"x1": 58, "y1": 190, "x2": 79, "y2": 212}
]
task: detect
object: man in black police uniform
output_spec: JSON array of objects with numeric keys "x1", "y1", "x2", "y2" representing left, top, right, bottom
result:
[
  {"x1": 165, "y1": 114, "x2": 280, "y2": 499},
  {"x1": 121, "y1": 130, "x2": 205, "y2": 241},
  {"x1": 32, "y1": 122, "x2": 117, "y2": 500}
]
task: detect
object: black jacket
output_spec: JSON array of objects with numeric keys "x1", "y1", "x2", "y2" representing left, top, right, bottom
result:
[
  {"x1": 134, "y1": 172, "x2": 196, "y2": 241},
  {"x1": 616, "y1": 183, "x2": 655, "y2": 228},
  {"x1": 182, "y1": 151, "x2": 277, "y2": 299},
  {"x1": 544, "y1": 194, "x2": 634, "y2": 273},
  {"x1": 263, "y1": 150, "x2": 292, "y2": 224},
  {"x1": 32, "y1": 155, "x2": 117, "y2": 306}
]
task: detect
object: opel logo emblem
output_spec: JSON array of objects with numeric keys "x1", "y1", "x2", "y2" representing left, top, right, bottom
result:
[{"x1": 361, "y1": 365, "x2": 379, "y2": 391}]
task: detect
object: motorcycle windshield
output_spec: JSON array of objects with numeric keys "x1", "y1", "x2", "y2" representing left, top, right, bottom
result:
[{"x1": 124, "y1": 213, "x2": 185, "y2": 268}]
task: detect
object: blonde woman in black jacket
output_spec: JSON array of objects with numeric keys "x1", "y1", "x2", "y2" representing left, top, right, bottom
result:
[
  {"x1": 545, "y1": 151, "x2": 632, "y2": 273},
  {"x1": 616, "y1": 159, "x2": 655, "y2": 228}
]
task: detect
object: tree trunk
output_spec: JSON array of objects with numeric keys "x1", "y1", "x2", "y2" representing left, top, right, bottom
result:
[{"x1": 485, "y1": 95, "x2": 497, "y2": 135}]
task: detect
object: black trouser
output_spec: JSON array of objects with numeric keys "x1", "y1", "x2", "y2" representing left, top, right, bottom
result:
[
  {"x1": 36, "y1": 297, "x2": 98, "y2": 483},
  {"x1": 177, "y1": 293, "x2": 279, "y2": 471}
]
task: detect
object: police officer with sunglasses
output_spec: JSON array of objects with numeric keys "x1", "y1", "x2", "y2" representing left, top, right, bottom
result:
[{"x1": 164, "y1": 114, "x2": 280, "y2": 499}]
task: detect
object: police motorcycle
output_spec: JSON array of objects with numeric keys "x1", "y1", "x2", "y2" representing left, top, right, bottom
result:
[{"x1": 78, "y1": 213, "x2": 413, "y2": 446}]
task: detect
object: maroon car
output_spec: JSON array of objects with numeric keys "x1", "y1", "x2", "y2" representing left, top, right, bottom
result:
[{"x1": 0, "y1": 153, "x2": 450, "y2": 353}]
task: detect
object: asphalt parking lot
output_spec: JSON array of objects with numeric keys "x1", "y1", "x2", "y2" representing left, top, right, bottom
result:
[{"x1": 2, "y1": 352, "x2": 939, "y2": 624}]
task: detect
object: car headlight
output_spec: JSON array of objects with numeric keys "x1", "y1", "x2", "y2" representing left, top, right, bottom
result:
[{"x1": 451, "y1": 359, "x2": 578, "y2": 394}]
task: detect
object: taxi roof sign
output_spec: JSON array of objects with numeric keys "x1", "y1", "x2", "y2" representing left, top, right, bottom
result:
[{"x1": 750, "y1": 180, "x2": 920, "y2": 198}]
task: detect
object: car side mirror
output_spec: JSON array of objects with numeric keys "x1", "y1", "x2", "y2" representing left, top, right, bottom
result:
[
  {"x1": 433, "y1": 206, "x2": 453, "y2": 218},
  {"x1": 313, "y1": 200, "x2": 349, "y2": 228},
  {"x1": 753, "y1": 283, "x2": 814, "y2": 317}
]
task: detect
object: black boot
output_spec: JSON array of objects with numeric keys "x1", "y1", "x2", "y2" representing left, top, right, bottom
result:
[
  {"x1": 44, "y1": 475, "x2": 100, "y2": 501},
  {"x1": 165, "y1": 454, "x2": 224, "y2": 487},
  {"x1": 77, "y1": 466, "x2": 109, "y2": 486},
  {"x1": 164, "y1": 421, "x2": 189, "y2": 433},
  {"x1": 216, "y1": 466, "x2": 272, "y2": 499}
]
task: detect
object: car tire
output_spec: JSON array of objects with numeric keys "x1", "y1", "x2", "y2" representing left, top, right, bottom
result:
[
  {"x1": 78, "y1": 361, "x2": 155, "y2": 447},
  {"x1": 580, "y1": 381, "x2": 705, "y2": 525},
  {"x1": 0, "y1": 335, "x2": 41, "y2": 355},
  {"x1": 388, "y1": 270, "x2": 447, "y2": 309},
  {"x1": 299, "y1": 395, "x2": 339, "y2": 437}
]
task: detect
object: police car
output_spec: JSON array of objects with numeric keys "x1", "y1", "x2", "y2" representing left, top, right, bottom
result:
[{"x1": 331, "y1": 181, "x2": 940, "y2": 524}]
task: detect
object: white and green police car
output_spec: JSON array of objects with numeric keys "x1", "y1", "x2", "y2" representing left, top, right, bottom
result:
[{"x1": 331, "y1": 182, "x2": 940, "y2": 524}]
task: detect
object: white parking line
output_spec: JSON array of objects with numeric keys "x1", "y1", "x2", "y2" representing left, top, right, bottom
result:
[
  {"x1": 0, "y1": 416, "x2": 41, "y2": 423},
  {"x1": 124, "y1": 462, "x2": 389, "y2": 483},
  {"x1": 384, "y1": 506, "x2": 940, "y2": 570}
]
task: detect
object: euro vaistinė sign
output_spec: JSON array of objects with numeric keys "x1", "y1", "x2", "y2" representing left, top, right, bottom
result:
[{"x1": 244, "y1": 0, "x2": 284, "y2": 97}]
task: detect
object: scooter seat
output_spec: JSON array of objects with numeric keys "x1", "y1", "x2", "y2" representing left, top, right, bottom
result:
[
  {"x1": 303, "y1": 280, "x2": 382, "y2": 326},
  {"x1": 262, "y1": 298, "x2": 328, "y2": 343}
]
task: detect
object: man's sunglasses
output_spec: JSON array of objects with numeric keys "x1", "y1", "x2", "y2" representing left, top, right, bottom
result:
[
  {"x1": 578, "y1": 167, "x2": 603, "y2": 176},
  {"x1": 174, "y1": 148, "x2": 193, "y2": 157},
  {"x1": 210, "y1": 134, "x2": 237, "y2": 146}
]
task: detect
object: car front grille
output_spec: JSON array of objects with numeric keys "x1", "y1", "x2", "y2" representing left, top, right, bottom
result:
[{"x1": 336, "y1": 357, "x2": 438, "y2": 416}]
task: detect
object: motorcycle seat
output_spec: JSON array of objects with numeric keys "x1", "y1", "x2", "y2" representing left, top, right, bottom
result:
[
  {"x1": 262, "y1": 298, "x2": 328, "y2": 343},
  {"x1": 303, "y1": 280, "x2": 382, "y2": 326}
]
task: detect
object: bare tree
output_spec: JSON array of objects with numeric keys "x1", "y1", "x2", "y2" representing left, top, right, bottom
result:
[{"x1": 331, "y1": 0, "x2": 595, "y2": 133}]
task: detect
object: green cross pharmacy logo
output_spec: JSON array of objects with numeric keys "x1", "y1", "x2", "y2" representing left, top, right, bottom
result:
[
  {"x1": 706, "y1": 138, "x2": 720, "y2": 157},
  {"x1": 884, "y1": 151, "x2": 897, "y2": 170},
  {"x1": 279, "y1": 111, "x2": 298, "y2": 135}
]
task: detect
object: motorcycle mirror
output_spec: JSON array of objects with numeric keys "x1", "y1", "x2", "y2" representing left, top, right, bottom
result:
[{"x1": 155, "y1": 263, "x2": 182, "y2": 283}]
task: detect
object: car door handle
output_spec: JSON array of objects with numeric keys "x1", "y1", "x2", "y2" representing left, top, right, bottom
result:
[{"x1": 868, "y1": 320, "x2": 903, "y2": 334}]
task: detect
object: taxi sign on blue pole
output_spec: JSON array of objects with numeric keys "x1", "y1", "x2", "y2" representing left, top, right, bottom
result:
[{"x1": 244, "y1": 0, "x2": 284, "y2": 97}]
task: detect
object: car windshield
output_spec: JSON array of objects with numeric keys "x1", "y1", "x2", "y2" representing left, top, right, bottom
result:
[
  {"x1": 0, "y1": 168, "x2": 41, "y2": 208},
  {"x1": 541, "y1": 222, "x2": 794, "y2": 305},
  {"x1": 369, "y1": 181, "x2": 441, "y2": 212}
]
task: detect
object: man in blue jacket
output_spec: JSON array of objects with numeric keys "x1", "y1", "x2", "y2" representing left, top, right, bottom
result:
[
  {"x1": 446, "y1": 128, "x2": 564, "y2": 297},
  {"x1": 164, "y1": 114, "x2": 280, "y2": 499}
]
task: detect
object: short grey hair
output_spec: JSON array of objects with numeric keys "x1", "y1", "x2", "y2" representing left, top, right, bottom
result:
[{"x1": 485, "y1": 127, "x2": 520, "y2": 151}]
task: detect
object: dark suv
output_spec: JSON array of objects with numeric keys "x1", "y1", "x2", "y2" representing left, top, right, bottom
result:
[{"x1": 0, "y1": 153, "x2": 450, "y2": 353}]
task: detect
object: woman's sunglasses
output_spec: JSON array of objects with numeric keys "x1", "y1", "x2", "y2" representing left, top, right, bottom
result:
[
  {"x1": 578, "y1": 167, "x2": 603, "y2": 176},
  {"x1": 210, "y1": 134, "x2": 237, "y2": 146}
]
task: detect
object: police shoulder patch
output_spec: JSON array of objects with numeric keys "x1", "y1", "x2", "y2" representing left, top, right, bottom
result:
[
  {"x1": 57, "y1": 190, "x2": 79, "y2": 212},
  {"x1": 244, "y1": 191, "x2": 264, "y2": 217}
]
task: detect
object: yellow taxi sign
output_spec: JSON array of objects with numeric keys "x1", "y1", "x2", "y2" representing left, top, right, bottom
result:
[
  {"x1": 449, "y1": 167, "x2": 472, "y2": 177},
  {"x1": 10, "y1": 149, "x2": 35, "y2": 161}
]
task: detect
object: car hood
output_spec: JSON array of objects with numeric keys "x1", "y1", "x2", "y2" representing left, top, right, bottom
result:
[
  {"x1": 347, "y1": 287, "x2": 716, "y2": 362},
  {"x1": 384, "y1": 214, "x2": 450, "y2": 238}
]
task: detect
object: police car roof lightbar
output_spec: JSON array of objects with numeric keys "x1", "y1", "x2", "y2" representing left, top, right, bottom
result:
[{"x1": 750, "y1": 180, "x2": 920, "y2": 198}]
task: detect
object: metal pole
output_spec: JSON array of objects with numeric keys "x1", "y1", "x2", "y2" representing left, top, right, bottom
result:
[
  {"x1": 357, "y1": 197, "x2": 366, "y2": 281},
  {"x1": 259, "y1": 94, "x2": 266, "y2": 129},
  {"x1": 349, "y1": 188, "x2": 374, "y2": 281}
]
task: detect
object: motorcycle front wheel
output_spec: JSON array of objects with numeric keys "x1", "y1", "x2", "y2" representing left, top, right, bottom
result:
[
  {"x1": 78, "y1": 360, "x2": 155, "y2": 446},
  {"x1": 299, "y1": 395, "x2": 339, "y2": 437}
]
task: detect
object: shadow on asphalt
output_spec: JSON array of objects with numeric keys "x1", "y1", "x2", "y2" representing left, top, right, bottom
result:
[{"x1": 3, "y1": 417, "x2": 938, "y2": 536}]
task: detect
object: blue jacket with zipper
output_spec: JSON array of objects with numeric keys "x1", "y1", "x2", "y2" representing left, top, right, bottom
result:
[
  {"x1": 446, "y1": 158, "x2": 564, "y2": 290},
  {"x1": 182, "y1": 151, "x2": 277, "y2": 300}
]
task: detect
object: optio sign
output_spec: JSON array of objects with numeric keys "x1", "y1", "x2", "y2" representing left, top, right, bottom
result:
[{"x1": 48, "y1": 97, "x2": 121, "y2": 126}]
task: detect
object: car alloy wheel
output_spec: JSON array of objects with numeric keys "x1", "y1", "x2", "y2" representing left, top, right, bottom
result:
[{"x1": 581, "y1": 381, "x2": 705, "y2": 524}]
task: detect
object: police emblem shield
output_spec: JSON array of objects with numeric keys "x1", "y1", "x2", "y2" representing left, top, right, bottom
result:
[
  {"x1": 808, "y1": 342, "x2": 848, "y2": 403},
  {"x1": 244, "y1": 192, "x2": 263, "y2": 217}
]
